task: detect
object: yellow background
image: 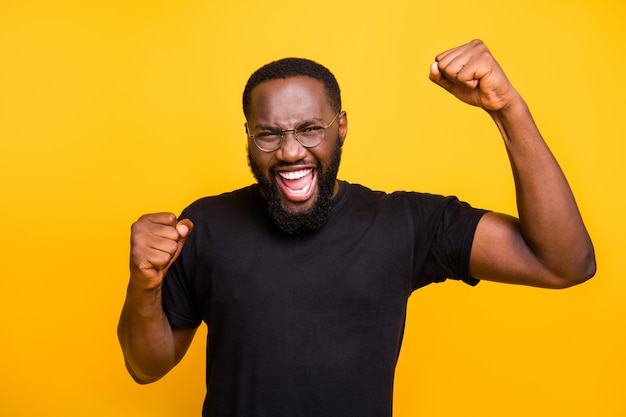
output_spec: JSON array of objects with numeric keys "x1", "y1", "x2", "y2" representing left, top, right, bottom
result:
[{"x1": 1, "y1": 0, "x2": 624, "y2": 416}]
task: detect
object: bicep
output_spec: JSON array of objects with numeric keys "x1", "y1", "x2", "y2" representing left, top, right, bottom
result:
[{"x1": 469, "y1": 212, "x2": 565, "y2": 288}]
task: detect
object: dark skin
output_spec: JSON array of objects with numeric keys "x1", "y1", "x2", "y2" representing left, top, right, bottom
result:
[
  {"x1": 245, "y1": 76, "x2": 347, "y2": 214},
  {"x1": 427, "y1": 40, "x2": 595, "y2": 287},
  {"x1": 118, "y1": 39, "x2": 596, "y2": 384}
]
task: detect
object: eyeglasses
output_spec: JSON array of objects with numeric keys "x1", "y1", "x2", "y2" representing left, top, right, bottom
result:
[{"x1": 247, "y1": 111, "x2": 342, "y2": 153}]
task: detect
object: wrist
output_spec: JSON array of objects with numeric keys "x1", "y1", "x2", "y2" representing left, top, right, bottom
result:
[
  {"x1": 125, "y1": 279, "x2": 165, "y2": 317},
  {"x1": 487, "y1": 91, "x2": 528, "y2": 121}
]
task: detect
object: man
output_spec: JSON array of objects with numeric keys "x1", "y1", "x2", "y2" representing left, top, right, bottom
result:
[{"x1": 118, "y1": 39, "x2": 595, "y2": 416}]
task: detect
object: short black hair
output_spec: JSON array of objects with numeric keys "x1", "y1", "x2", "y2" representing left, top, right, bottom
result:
[{"x1": 242, "y1": 57, "x2": 342, "y2": 120}]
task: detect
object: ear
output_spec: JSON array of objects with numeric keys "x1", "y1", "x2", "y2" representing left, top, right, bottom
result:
[{"x1": 338, "y1": 111, "x2": 348, "y2": 146}]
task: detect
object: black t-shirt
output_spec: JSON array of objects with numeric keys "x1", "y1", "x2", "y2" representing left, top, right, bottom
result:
[{"x1": 163, "y1": 181, "x2": 487, "y2": 417}]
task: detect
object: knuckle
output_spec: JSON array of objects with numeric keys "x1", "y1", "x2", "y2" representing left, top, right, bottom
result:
[
  {"x1": 152, "y1": 252, "x2": 171, "y2": 268},
  {"x1": 164, "y1": 240, "x2": 179, "y2": 256}
]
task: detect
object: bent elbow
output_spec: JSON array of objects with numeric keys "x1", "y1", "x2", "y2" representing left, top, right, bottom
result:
[
  {"x1": 552, "y1": 249, "x2": 597, "y2": 289},
  {"x1": 130, "y1": 373, "x2": 162, "y2": 385},
  {"x1": 125, "y1": 359, "x2": 168, "y2": 385},
  {"x1": 583, "y1": 251, "x2": 598, "y2": 281}
]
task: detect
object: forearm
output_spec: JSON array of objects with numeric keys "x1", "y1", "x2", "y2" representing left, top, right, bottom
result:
[
  {"x1": 489, "y1": 96, "x2": 596, "y2": 284},
  {"x1": 117, "y1": 282, "x2": 177, "y2": 384}
]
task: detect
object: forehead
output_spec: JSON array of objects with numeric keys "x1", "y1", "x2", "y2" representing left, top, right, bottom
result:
[{"x1": 248, "y1": 76, "x2": 332, "y2": 125}]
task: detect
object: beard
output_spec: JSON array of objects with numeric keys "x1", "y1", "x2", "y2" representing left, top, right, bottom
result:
[{"x1": 248, "y1": 135, "x2": 342, "y2": 235}]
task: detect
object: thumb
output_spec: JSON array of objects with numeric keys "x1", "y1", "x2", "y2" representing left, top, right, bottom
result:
[
  {"x1": 176, "y1": 218, "x2": 194, "y2": 240},
  {"x1": 428, "y1": 61, "x2": 454, "y2": 93},
  {"x1": 168, "y1": 219, "x2": 194, "y2": 268},
  {"x1": 428, "y1": 61, "x2": 441, "y2": 82}
]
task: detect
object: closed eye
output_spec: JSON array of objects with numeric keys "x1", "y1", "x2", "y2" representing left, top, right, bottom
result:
[
  {"x1": 298, "y1": 125, "x2": 324, "y2": 133},
  {"x1": 254, "y1": 130, "x2": 281, "y2": 138}
]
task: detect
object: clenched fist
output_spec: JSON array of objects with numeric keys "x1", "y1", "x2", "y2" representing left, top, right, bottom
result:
[
  {"x1": 129, "y1": 212, "x2": 193, "y2": 290},
  {"x1": 429, "y1": 39, "x2": 521, "y2": 112}
]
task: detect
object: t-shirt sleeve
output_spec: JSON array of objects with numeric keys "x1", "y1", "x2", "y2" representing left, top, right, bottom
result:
[
  {"x1": 162, "y1": 259, "x2": 202, "y2": 329},
  {"x1": 410, "y1": 194, "x2": 488, "y2": 290}
]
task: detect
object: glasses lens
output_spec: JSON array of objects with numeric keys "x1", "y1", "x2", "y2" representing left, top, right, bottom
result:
[
  {"x1": 250, "y1": 112, "x2": 339, "y2": 152},
  {"x1": 295, "y1": 125, "x2": 325, "y2": 147},
  {"x1": 253, "y1": 132, "x2": 282, "y2": 152}
]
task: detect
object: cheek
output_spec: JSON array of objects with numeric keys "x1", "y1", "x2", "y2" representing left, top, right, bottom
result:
[
  {"x1": 311, "y1": 143, "x2": 338, "y2": 169},
  {"x1": 248, "y1": 147, "x2": 274, "y2": 174}
]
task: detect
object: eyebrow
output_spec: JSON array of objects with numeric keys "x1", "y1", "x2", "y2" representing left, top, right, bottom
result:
[{"x1": 253, "y1": 118, "x2": 324, "y2": 131}]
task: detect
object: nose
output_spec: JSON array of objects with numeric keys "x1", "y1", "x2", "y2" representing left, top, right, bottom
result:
[{"x1": 275, "y1": 130, "x2": 306, "y2": 162}]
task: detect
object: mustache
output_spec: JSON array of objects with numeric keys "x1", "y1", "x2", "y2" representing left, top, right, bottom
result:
[{"x1": 270, "y1": 159, "x2": 318, "y2": 171}]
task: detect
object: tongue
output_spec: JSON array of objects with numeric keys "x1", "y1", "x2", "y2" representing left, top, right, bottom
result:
[{"x1": 282, "y1": 171, "x2": 313, "y2": 191}]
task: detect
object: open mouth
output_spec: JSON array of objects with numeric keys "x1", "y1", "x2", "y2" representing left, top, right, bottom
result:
[{"x1": 276, "y1": 167, "x2": 317, "y2": 203}]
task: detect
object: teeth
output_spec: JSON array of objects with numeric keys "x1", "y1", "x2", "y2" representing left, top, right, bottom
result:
[{"x1": 279, "y1": 168, "x2": 312, "y2": 180}]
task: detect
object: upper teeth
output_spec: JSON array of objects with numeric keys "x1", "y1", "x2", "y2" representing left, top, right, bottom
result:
[{"x1": 279, "y1": 169, "x2": 312, "y2": 180}]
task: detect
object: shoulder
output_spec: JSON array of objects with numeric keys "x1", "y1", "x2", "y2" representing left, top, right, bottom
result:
[
  {"x1": 341, "y1": 181, "x2": 464, "y2": 212},
  {"x1": 336, "y1": 182, "x2": 484, "y2": 229},
  {"x1": 180, "y1": 185, "x2": 261, "y2": 222}
]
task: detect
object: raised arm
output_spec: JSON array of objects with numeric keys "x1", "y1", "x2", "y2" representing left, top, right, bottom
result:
[
  {"x1": 117, "y1": 212, "x2": 196, "y2": 383},
  {"x1": 429, "y1": 39, "x2": 595, "y2": 288}
]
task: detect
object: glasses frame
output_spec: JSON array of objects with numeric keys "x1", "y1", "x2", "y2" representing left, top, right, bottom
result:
[{"x1": 247, "y1": 111, "x2": 342, "y2": 153}]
